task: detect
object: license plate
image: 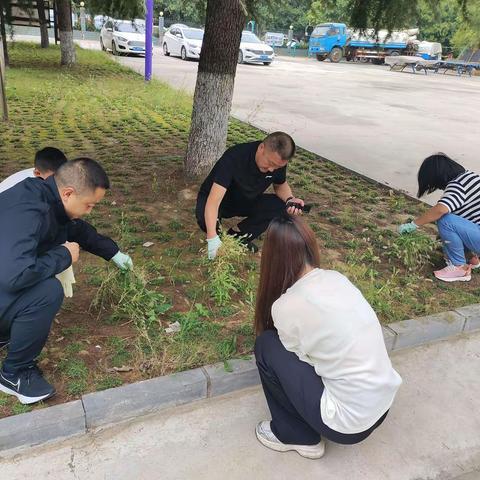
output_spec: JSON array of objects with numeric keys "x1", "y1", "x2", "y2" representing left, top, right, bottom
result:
[
  {"x1": 260, "y1": 55, "x2": 269, "y2": 60},
  {"x1": 132, "y1": 47, "x2": 144, "y2": 51}
]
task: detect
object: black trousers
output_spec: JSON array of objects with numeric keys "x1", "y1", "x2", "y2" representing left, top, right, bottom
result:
[
  {"x1": 254, "y1": 330, "x2": 388, "y2": 446},
  {"x1": 0, "y1": 278, "x2": 64, "y2": 374},
  {"x1": 196, "y1": 193, "x2": 285, "y2": 241}
]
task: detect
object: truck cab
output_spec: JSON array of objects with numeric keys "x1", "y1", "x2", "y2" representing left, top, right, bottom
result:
[{"x1": 309, "y1": 23, "x2": 348, "y2": 62}]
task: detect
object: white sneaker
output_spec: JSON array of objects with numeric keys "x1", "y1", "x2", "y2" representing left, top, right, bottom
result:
[{"x1": 255, "y1": 421, "x2": 325, "y2": 459}]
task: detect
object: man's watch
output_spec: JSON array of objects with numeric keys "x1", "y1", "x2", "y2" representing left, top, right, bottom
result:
[{"x1": 285, "y1": 196, "x2": 294, "y2": 204}]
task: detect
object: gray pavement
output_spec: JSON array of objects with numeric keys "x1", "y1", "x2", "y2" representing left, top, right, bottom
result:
[{"x1": 2, "y1": 331, "x2": 480, "y2": 480}]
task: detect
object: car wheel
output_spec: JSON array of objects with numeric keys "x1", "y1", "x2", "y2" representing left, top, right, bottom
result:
[
  {"x1": 263, "y1": 62, "x2": 271, "y2": 66},
  {"x1": 100, "y1": 37, "x2": 106, "y2": 51},
  {"x1": 163, "y1": 43, "x2": 170, "y2": 56},
  {"x1": 112, "y1": 41, "x2": 118, "y2": 56},
  {"x1": 238, "y1": 50, "x2": 244, "y2": 64},
  {"x1": 329, "y1": 47, "x2": 342, "y2": 63},
  {"x1": 181, "y1": 46, "x2": 188, "y2": 60}
]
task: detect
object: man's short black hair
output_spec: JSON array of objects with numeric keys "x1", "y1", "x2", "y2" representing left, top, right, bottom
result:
[
  {"x1": 263, "y1": 132, "x2": 296, "y2": 161},
  {"x1": 55, "y1": 158, "x2": 110, "y2": 194},
  {"x1": 417, "y1": 153, "x2": 465, "y2": 198},
  {"x1": 34, "y1": 147, "x2": 68, "y2": 173}
]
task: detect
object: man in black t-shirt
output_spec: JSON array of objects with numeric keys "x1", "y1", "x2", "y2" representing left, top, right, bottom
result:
[{"x1": 196, "y1": 131, "x2": 304, "y2": 259}]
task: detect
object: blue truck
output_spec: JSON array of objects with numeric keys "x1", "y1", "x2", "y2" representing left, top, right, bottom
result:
[{"x1": 308, "y1": 23, "x2": 418, "y2": 64}]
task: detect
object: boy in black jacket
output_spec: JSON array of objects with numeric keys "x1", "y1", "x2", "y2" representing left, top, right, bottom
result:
[{"x1": 0, "y1": 158, "x2": 132, "y2": 404}]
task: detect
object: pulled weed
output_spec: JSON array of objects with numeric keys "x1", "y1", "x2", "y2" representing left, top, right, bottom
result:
[
  {"x1": 208, "y1": 233, "x2": 248, "y2": 306},
  {"x1": 387, "y1": 232, "x2": 442, "y2": 271}
]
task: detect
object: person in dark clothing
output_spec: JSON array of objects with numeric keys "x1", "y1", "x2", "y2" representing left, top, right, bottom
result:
[
  {"x1": 196, "y1": 131, "x2": 305, "y2": 259},
  {"x1": 0, "y1": 158, "x2": 133, "y2": 405}
]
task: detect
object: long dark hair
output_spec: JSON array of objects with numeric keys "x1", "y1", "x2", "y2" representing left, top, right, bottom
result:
[
  {"x1": 254, "y1": 214, "x2": 321, "y2": 335},
  {"x1": 417, "y1": 153, "x2": 465, "y2": 197}
]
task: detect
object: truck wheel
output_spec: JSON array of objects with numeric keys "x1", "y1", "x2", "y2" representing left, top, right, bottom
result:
[
  {"x1": 389, "y1": 50, "x2": 400, "y2": 56},
  {"x1": 329, "y1": 47, "x2": 342, "y2": 63},
  {"x1": 316, "y1": 54, "x2": 326, "y2": 61}
]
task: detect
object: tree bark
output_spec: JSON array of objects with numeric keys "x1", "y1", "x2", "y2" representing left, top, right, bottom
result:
[
  {"x1": 0, "y1": 6, "x2": 8, "y2": 67},
  {"x1": 57, "y1": 0, "x2": 76, "y2": 66},
  {"x1": 37, "y1": 0, "x2": 49, "y2": 48},
  {"x1": 184, "y1": 0, "x2": 246, "y2": 178}
]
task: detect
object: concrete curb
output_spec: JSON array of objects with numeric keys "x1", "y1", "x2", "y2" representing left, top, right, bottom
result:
[{"x1": 1, "y1": 305, "x2": 479, "y2": 452}]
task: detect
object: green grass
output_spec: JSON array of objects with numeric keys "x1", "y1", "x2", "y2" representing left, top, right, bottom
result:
[{"x1": 0, "y1": 42, "x2": 478, "y2": 418}]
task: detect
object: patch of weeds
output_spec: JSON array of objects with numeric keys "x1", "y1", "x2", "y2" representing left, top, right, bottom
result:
[
  {"x1": 168, "y1": 219, "x2": 183, "y2": 230},
  {"x1": 92, "y1": 268, "x2": 172, "y2": 362},
  {"x1": 107, "y1": 336, "x2": 132, "y2": 367},
  {"x1": 216, "y1": 335, "x2": 237, "y2": 360},
  {"x1": 165, "y1": 247, "x2": 182, "y2": 257},
  {"x1": 64, "y1": 342, "x2": 84, "y2": 356},
  {"x1": 59, "y1": 358, "x2": 89, "y2": 396},
  {"x1": 386, "y1": 231, "x2": 442, "y2": 271},
  {"x1": 155, "y1": 231, "x2": 173, "y2": 242},
  {"x1": 218, "y1": 305, "x2": 238, "y2": 317},
  {"x1": 12, "y1": 403, "x2": 32, "y2": 415},
  {"x1": 95, "y1": 375, "x2": 123, "y2": 391}
]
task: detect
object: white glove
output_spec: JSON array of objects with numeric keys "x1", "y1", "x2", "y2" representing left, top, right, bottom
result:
[
  {"x1": 111, "y1": 251, "x2": 133, "y2": 271},
  {"x1": 56, "y1": 266, "x2": 76, "y2": 298},
  {"x1": 207, "y1": 235, "x2": 222, "y2": 260}
]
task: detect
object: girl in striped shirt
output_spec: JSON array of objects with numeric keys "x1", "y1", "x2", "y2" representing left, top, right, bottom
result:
[{"x1": 399, "y1": 153, "x2": 480, "y2": 282}]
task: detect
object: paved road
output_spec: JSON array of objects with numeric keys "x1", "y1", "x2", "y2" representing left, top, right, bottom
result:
[
  {"x1": 113, "y1": 47, "x2": 480, "y2": 201},
  {"x1": 3, "y1": 331, "x2": 480, "y2": 480}
]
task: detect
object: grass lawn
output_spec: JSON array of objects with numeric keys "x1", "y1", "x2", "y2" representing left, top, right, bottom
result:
[{"x1": 0, "y1": 43, "x2": 478, "y2": 417}]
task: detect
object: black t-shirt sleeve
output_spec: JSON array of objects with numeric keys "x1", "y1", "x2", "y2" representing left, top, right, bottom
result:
[
  {"x1": 212, "y1": 153, "x2": 234, "y2": 189},
  {"x1": 273, "y1": 165, "x2": 287, "y2": 185}
]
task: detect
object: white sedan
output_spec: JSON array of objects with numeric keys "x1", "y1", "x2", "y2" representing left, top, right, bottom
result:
[
  {"x1": 238, "y1": 31, "x2": 275, "y2": 65},
  {"x1": 100, "y1": 19, "x2": 146, "y2": 56},
  {"x1": 163, "y1": 24, "x2": 204, "y2": 60}
]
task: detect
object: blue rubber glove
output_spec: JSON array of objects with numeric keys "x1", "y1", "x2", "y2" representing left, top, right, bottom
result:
[
  {"x1": 111, "y1": 251, "x2": 133, "y2": 271},
  {"x1": 398, "y1": 221, "x2": 418, "y2": 234},
  {"x1": 207, "y1": 235, "x2": 222, "y2": 260}
]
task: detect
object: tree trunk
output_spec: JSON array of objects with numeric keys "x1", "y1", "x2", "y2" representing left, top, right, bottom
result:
[
  {"x1": 57, "y1": 0, "x2": 75, "y2": 66},
  {"x1": 0, "y1": 6, "x2": 8, "y2": 67},
  {"x1": 184, "y1": 0, "x2": 246, "y2": 178},
  {"x1": 37, "y1": 0, "x2": 49, "y2": 48}
]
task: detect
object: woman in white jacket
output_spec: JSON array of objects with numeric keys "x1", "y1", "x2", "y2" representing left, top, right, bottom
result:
[{"x1": 254, "y1": 214, "x2": 402, "y2": 459}]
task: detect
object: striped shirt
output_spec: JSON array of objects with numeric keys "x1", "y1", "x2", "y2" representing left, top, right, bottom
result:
[{"x1": 438, "y1": 171, "x2": 480, "y2": 224}]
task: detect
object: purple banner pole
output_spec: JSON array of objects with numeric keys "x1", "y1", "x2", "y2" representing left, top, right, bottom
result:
[{"x1": 145, "y1": 0, "x2": 153, "y2": 81}]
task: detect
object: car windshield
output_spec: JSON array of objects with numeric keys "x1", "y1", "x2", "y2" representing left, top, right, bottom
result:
[
  {"x1": 241, "y1": 32, "x2": 262, "y2": 44},
  {"x1": 115, "y1": 22, "x2": 145, "y2": 34},
  {"x1": 184, "y1": 29, "x2": 204, "y2": 40},
  {"x1": 311, "y1": 26, "x2": 330, "y2": 37}
]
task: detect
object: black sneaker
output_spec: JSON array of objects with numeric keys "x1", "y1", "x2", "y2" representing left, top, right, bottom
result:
[
  {"x1": 0, "y1": 366, "x2": 56, "y2": 404},
  {"x1": 227, "y1": 229, "x2": 259, "y2": 253}
]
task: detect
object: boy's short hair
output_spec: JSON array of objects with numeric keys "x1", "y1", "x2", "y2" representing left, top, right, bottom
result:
[
  {"x1": 34, "y1": 147, "x2": 68, "y2": 173},
  {"x1": 55, "y1": 158, "x2": 110, "y2": 194}
]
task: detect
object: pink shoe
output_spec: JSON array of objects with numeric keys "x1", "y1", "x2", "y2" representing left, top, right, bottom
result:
[
  {"x1": 434, "y1": 265, "x2": 471, "y2": 282},
  {"x1": 469, "y1": 255, "x2": 480, "y2": 269}
]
